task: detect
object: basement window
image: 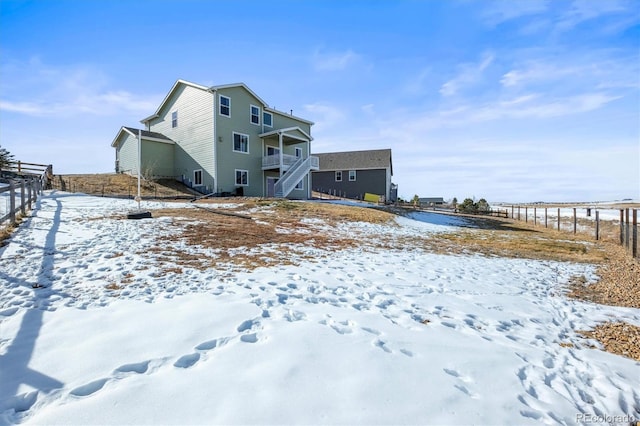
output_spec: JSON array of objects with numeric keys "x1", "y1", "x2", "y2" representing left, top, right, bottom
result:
[
  {"x1": 194, "y1": 169, "x2": 203, "y2": 186},
  {"x1": 235, "y1": 169, "x2": 248, "y2": 186}
]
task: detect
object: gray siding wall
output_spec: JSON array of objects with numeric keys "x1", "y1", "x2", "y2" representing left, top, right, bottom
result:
[
  {"x1": 116, "y1": 134, "x2": 139, "y2": 174},
  {"x1": 312, "y1": 168, "x2": 388, "y2": 200},
  {"x1": 148, "y1": 84, "x2": 215, "y2": 190}
]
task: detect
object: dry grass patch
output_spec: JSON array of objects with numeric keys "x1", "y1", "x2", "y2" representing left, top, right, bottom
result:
[
  {"x1": 53, "y1": 173, "x2": 195, "y2": 198},
  {"x1": 141, "y1": 199, "x2": 393, "y2": 271}
]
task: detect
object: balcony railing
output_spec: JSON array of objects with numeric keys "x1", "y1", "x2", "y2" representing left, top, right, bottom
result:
[{"x1": 262, "y1": 154, "x2": 300, "y2": 170}]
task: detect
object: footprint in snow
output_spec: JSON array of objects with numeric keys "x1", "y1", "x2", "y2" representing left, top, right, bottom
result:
[
  {"x1": 115, "y1": 360, "x2": 150, "y2": 374},
  {"x1": 70, "y1": 378, "x2": 108, "y2": 397},
  {"x1": 174, "y1": 353, "x2": 200, "y2": 368}
]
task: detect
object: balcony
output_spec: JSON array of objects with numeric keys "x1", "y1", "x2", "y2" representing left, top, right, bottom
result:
[{"x1": 262, "y1": 154, "x2": 300, "y2": 171}]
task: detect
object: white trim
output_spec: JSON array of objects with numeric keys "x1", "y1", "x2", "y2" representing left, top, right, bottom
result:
[
  {"x1": 210, "y1": 83, "x2": 268, "y2": 107},
  {"x1": 263, "y1": 111, "x2": 273, "y2": 128},
  {"x1": 219, "y1": 94, "x2": 231, "y2": 117},
  {"x1": 250, "y1": 104, "x2": 260, "y2": 126},
  {"x1": 264, "y1": 106, "x2": 315, "y2": 125},
  {"x1": 194, "y1": 169, "x2": 203, "y2": 186},
  {"x1": 335, "y1": 171, "x2": 342, "y2": 182},
  {"x1": 232, "y1": 132, "x2": 250, "y2": 154},
  {"x1": 141, "y1": 79, "x2": 209, "y2": 124},
  {"x1": 235, "y1": 169, "x2": 249, "y2": 186},
  {"x1": 349, "y1": 170, "x2": 356, "y2": 181},
  {"x1": 259, "y1": 126, "x2": 313, "y2": 142}
]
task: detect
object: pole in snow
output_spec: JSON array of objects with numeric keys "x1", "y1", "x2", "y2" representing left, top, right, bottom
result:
[{"x1": 127, "y1": 128, "x2": 152, "y2": 220}]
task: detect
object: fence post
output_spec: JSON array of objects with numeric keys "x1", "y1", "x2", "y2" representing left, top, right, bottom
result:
[
  {"x1": 626, "y1": 209, "x2": 630, "y2": 252},
  {"x1": 518, "y1": 206, "x2": 521, "y2": 221},
  {"x1": 595, "y1": 210, "x2": 599, "y2": 241},
  {"x1": 9, "y1": 181, "x2": 16, "y2": 225},
  {"x1": 27, "y1": 181, "x2": 32, "y2": 210},
  {"x1": 525, "y1": 207, "x2": 528, "y2": 223},
  {"x1": 633, "y1": 209, "x2": 638, "y2": 258},
  {"x1": 557, "y1": 208, "x2": 560, "y2": 231},
  {"x1": 620, "y1": 209, "x2": 624, "y2": 245},
  {"x1": 545, "y1": 208, "x2": 548, "y2": 228},
  {"x1": 534, "y1": 207, "x2": 537, "y2": 226},
  {"x1": 573, "y1": 208, "x2": 577, "y2": 234},
  {"x1": 20, "y1": 180, "x2": 26, "y2": 216}
]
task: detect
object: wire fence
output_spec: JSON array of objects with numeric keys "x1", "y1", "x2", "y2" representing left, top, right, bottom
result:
[{"x1": 509, "y1": 206, "x2": 638, "y2": 259}]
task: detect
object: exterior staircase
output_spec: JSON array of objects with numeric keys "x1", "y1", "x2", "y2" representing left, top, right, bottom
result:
[{"x1": 274, "y1": 155, "x2": 319, "y2": 198}]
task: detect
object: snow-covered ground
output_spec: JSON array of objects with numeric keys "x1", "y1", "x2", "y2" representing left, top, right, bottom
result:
[{"x1": 1, "y1": 191, "x2": 639, "y2": 425}]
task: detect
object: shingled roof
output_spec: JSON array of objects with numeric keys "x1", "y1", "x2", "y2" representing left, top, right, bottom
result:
[
  {"x1": 314, "y1": 149, "x2": 392, "y2": 175},
  {"x1": 123, "y1": 127, "x2": 173, "y2": 141}
]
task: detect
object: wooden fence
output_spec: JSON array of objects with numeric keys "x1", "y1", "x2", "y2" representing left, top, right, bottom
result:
[
  {"x1": 510, "y1": 206, "x2": 638, "y2": 259},
  {"x1": 0, "y1": 177, "x2": 44, "y2": 227},
  {"x1": 2, "y1": 161, "x2": 53, "y2": 189}
]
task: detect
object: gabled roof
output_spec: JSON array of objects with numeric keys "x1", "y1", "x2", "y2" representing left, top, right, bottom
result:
[
  {"x1": 210, "y1": 83, "x2": 268, "y2": 107},
  {"x1": 259, "y1": 126, "x2": 313, "y2": 142},
  {"x1": 140, "y1": 79, "x2": 314, "y2": 126},
  {"x1": 111, "y1": 126, "x2": 174, "y2": 147},
  {"x1": 141, "y1": 79, "x2": 209, "y2": 124},
  {"x1": 313, "y1": 149, "x2": 393, "y2": 175}
]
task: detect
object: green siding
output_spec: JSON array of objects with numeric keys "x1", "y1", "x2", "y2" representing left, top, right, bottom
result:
[
  {"x1": 116, "y1": 133, "x2": 139, "y2": 174},
  {"x1": 148, "y1": 84, "x2": 215, "y2": 191},
  {"x1": 141, "y1": 141, "x2": 174, "y2": 177},
  {"x1": 215, "y1": 86, "x2": 266, "y2": 196}
]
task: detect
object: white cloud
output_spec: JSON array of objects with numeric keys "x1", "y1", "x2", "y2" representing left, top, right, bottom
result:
[
  {"x1": 440, "y1": 52, "x2": 495, "y2": 97},
  {"x1": 311, "y1": 49, "x2": 359, "y2": 71},
  {"x1": 481, "y1": 0, "x2": 549, "y2": 26},
  {"x1": 0, "y1": 58, "x2": 161, "y2": 117},
  {"x1": 556, "y1": 0, "x2": 632, "y2": 31}
]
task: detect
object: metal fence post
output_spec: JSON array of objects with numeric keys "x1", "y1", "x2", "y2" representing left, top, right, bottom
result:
[
  {"x1": 573, "y1": 208, "x2": 577, "y2": 234},
  {"x1": 595, "y1": 210, "x2": 599, "y2": 240},
  {"x1": 620, "y1": 209, "x2": 624, "y2": 245},
  {"x1": 633, "y1": 209, "x2": 638, "y2": 258},
  {"x1": 626, "y1": 209, "x2": 631, "y2": 252},
  {"x1": 557, "y1": 208, "x2": 560, "y2": 231}
]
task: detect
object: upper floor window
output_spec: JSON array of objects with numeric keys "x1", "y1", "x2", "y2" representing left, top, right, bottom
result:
[
  {"x1": 233, "y1": 132, "x2": 249, "y2": 153},
  {"x1": 263, "y1": 111, "x2": 273, "y2": 127},
  {"x1": 219, "y1": 95, "x2": 231, "y2": 117},
  {"x1": 349, "y1": 170, "x2": 356, "y2": 181},
  {"x1": 250, "y1": 105, "x2": 260, "y2": 125},
  {"x1": 335, "y1": 171, "x2": 342, "y2": 182},
  {"x1": 171, "y1": 111, "x2": 178, "y2": 128}
]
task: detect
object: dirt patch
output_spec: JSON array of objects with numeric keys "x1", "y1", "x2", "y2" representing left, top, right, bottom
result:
[
  {"x1": 568, "y1": 243, "x2": 640, "y2": 309},
  {"x1": 578, "y1": 322, "x2": 640, "y2": 362}
]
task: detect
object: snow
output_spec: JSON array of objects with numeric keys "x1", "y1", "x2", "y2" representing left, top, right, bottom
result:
[{"x1": 1, "y1": 191, "x2": 639, "y2": 425}]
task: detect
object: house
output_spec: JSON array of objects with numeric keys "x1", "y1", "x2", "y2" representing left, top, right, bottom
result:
[
  {"x1": 419, "y1": 197, "x2": 445, "y2": 206},
  {"x1": 111, "y1": 80, "x2": 318, "y2": 199},
  {"x1": 311, "y1": 149, "x2": 397, "y2": 203}
]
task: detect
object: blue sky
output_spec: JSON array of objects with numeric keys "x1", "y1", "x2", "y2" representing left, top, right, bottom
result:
[{"x1": 1, "y1": 0, "x2": 638, "y2": 202}]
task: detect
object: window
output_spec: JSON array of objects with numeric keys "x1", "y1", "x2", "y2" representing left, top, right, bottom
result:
[
  {"x1": 263, "y1": 111, "x2": 273, "y2": 127},
  {"x1": 219, "y1": 95, "x2": 230, "y2": 117},
  {"x1": 194, "y1": 169, "x2": 203, "y2": 186},
  {"x1": 233, "y1": 132, "x2": 249, "y2": 153},
  {"x1": 250, "y1": 105, "x2": 260, "y2": 125},
  {"x1": 295, "y1": 147, "x2": 302, "y2": 158},
  {"x1": 171, "y1": 111, "x2": 178, "y2": 128},
  {"x1": 335, "y1": 171, "x2": 342, "y2": 182},
  {"x1": 267, "y1": 146, "x2": 280, "y2": 156},
  {"x1": 349, "y1": 170, "x2": 356, "y2": 181},
  {"x1": 295, "y1": 179, "x2": 304, "y2": 190},
  {"x1": 235, "y1": 169, "x2": 248, "y2": 186}
]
